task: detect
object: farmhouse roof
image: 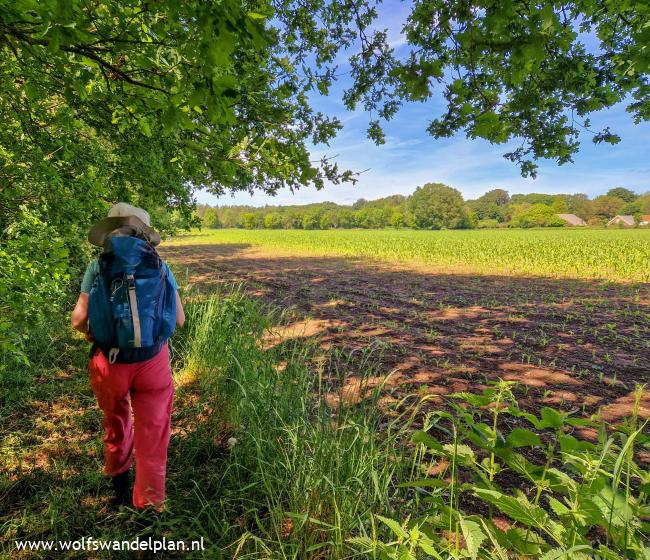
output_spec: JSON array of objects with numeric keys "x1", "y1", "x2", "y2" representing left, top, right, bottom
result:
[
  {"x1": 557, "y1": 213, "x2": 586, "y2": 226},
  {"x1": 641, "y1": 214, "x2": 650, "y2": 224},
  {"x1": 607, "y1": 215, "x2": 635, "y2": 226}
]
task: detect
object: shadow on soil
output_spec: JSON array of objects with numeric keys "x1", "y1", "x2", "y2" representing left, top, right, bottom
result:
[{"x1": 161, "y1": 242, "x2": 650, "y2": 422}]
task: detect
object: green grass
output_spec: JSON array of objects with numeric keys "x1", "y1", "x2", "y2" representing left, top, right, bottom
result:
[{"x1": 168, "y1": 228, "x2": 650, "y2": 283}]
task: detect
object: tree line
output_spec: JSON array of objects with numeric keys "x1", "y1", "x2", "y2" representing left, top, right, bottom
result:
[{"x1": 198, "y1": 184, "x2": 649, "y2": 230}]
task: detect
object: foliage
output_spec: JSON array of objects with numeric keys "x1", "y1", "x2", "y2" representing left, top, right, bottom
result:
[
  {"x1": 409, "y1": 183, "x2": 471, "y2": 229},
  {"x1": 592, "y1": 196, "x2": 627, "y2": 220},
  {"x1": 239, "y1": 212, "x2": 261, "y2": 230},
  {"x1": 467, "y1": 189, "x2": 511, "y2": 222},
  {"x1": 1, "y1": 285, "x2": 411, "y2": 558},
  {"x1": 172, "y1": 289, "x2": 411, "y2": 557},
  {"x1": 263, "y1": 212, "x2": 283, "y2": 229},
  {"x1": 510, "y1": 203, "x2": 566, "y2": 228},
  {"x1": 607, "y1": 188, "x2": 638, "y2": 203},
  {"x1": 275, "y1": 0, "x2": 650, "y2": 177},
  {"x1": 201, "y1": 187, "x2": 646, "y2": 232},
  {"x1": 201, "y1": 208, "x2": 220, "y2": 229},
  {"x1": 350, "y1": 382, "x2": 649, "y2": 559},
  {"x1": 1, "y1": 0, "x2": 350, "y2": 198},
  {"x1": 0, "y1": 209, "x2": 69, "y2": 359},
  {"x1": 0, "y1": 0, "x2": 355, "y2": 356},
  {"x1": 476, "y1": 219, "x2": 501, "y2": 229}
]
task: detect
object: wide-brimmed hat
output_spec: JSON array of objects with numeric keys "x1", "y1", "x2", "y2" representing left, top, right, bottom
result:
[{"x1": 88, "y1": 203, "x2": 161, "y2": 247}]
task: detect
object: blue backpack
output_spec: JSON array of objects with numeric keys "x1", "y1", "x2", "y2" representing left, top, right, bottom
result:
[{"x1": 88, "y1": 236, "x2": 176, "y2": 363}]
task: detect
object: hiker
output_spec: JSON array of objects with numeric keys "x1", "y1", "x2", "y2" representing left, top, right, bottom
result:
[{"x1": 70, "y1": 203, "x2": 185, "y2": 510}]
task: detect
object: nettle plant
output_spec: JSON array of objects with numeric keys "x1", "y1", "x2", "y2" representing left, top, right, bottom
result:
[{"x1": 351, "y1": 382, "x2": 649, "y2": 560}]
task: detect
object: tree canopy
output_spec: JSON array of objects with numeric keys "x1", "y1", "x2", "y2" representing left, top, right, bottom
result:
[
  {"x1": 408, "y1": 183, "x2": 471, "y2": 229},
  {"x1": 0, "y1": 0, "x2": 347, "y2": 357},
  {"x1": 277, "y1": 0, "x2": 650, "y2": 177}
]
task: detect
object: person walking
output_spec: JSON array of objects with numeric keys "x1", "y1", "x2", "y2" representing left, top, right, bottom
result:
[{"x1": 71, "y1": 203, "x2": 185, "y2": 510}]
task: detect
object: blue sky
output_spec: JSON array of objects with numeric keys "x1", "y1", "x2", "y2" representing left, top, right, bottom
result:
[{"x1": 198, "y1": 4, "x2": 649, "y2": 207}]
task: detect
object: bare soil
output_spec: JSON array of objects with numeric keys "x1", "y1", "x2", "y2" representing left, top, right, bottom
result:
[{"x1": 161, "y1": 242, "x2": 650, "y2": 423}]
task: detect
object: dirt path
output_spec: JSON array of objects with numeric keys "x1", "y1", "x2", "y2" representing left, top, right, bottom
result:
[{"x1": 161, "y1": 242, "x2": 650, "y2": 422}]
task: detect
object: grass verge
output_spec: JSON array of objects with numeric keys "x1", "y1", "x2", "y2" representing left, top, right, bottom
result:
[{"x1": 1, "y1": 285, "x2": 412, "y2": 559}]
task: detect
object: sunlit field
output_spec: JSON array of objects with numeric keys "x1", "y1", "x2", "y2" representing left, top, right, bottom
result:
[{"x1": 172, "y1": 228, "x2": 650, "y2": 283}]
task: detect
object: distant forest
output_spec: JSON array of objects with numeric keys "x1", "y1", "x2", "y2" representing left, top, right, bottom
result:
[{"x1": 197, "y1": 183, "x2": 650, "y2": 230}]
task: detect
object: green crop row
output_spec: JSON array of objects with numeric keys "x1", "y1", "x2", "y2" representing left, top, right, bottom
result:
[{"x1": 169, "y1": 228, "x2": 650, "y2": 283}]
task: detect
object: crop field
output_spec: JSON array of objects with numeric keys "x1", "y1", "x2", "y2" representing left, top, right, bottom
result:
[
  {"x1": 162, "y1": 228, "x2": 650, "y2": 424},
  {"x1": 169, "y1": 228, "x2": 650, "y2": 283}
]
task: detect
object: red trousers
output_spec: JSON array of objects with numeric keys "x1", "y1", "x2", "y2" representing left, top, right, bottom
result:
[{"x1": 89, "y1": 344, "x2": 174, "y2": 509}]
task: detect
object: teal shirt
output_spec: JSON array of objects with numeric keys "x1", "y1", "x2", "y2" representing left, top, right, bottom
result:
[{"x1": 80, "y1": 259, "x2": 179, "y2": 293}]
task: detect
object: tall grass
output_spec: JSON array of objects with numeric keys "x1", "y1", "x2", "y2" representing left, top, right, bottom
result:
[{"x1": 173, "y1": 287, "x2": 412, "y2": 557}]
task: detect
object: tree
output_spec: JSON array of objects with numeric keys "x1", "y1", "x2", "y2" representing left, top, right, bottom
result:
[
  {"x1": 510, "y1": 204, "x2": 565, "y2": 228},
  {"x1": 338, "y1": 209, "x2": 356, "y2": 228},
  {"x1": 202, "y1": 208, "x2": 220, "y2": 229},
  {"x1": 5, "y1": 1, "x2": 650, "y2": 359},
  {"x1": 240, "y1": 213, "x2": 260, "y2": 229},
  {"x1": 607, "y1": 187, "x2": 638, "y2": 203},
  {"x1": 302, "y1": 211, "x2": 322, "y2": 230},
  {"x1": 1, "y1": 0, "x2": 354, "y2": 358},
  {"x1": 282, "y1": 211, "x2": 303, "y2": 229},
  {"x1": 550, "y1": 198, "x2": 568, "y2": 213},
  {"x1": 469, "y1": 189, "x2": 510, "y2": 221},
  {"x1": 591, "y1": 195, "x2": 626, "y2": 220},
  {"x1": 276, "y1": 0, "x2": 649, "y2": 177},
  {"x1": 482, "y1": 189, "x2": 510, "y2": 207},
  {"x1": 264, "y1": 212, "x2": 283, "y2": 229},
  {"x1": 389, "y1": 210, "x2": 406, "y2": 228},
  {"x1": 408, "y1": 183, "x2": 470, "y2": 229},
  {"x1": 564, "y1": 194, "x2": 591, "y2": 220},
  {"x1": 219, "y1": 208, "x2": 239, "y2": 229},
  {"x1": 636, "y1": 192, "x2": 650, "y2": 214}
]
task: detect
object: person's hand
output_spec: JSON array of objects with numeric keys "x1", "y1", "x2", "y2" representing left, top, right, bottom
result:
[{"x1": 85, "y1": 329, "x2": 95, "y2": 343}]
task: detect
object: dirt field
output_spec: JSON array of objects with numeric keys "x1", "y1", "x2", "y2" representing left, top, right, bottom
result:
[{"x1": 160, "y1": 242, "x2": 650, "y2": 423}]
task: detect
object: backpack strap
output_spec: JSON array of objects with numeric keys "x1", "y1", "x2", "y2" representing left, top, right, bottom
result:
[{"x1": 126, "y1": 273, "x2": 142, "y2": 348}]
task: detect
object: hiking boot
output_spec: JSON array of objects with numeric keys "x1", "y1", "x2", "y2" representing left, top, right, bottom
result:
[{"x1": 111, "y1": 470, "x2": 132, "y2": 506}]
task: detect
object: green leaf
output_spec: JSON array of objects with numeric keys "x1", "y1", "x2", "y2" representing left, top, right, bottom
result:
[
  {"x1": 459, "y1": 516, "x2": 486, "y2": 560},
  {"x1": 473, "y1": 112, "x2": 502, "y2": 139},
  {"x1": 592, "y1": 485, "x2": 634, "y2": 528},
  {"x1": 506, "y1": 428, "x2": 542, "y2": 448},
  {"x1": 505, "y1": 526, "x2": 545, "y2": 555},
  {"x1": 474, "y1": 488, "x2": 549, "y2": 528},
  {"x1": 442, "y1": 443, "x2": 476, "y2": 465},
  {"x1": 412, "y1": 431, "x2": 444, "y2": 452},
  {"x1": 558, "y1": 434, "x2": 594, "y2": 453},
  {"x1": 450, "y1": 391, "x2": 493, "y2": 406},
  {"x1": 138, "y1": 118, "x2": 152, "y2": 138},
  {"x1": 548, "y1": 496, "x2": 570, "y2": 517},
  {"x1": 376, "y1": 515, "x2": 409, "y2": 539},
  {"x1": 539, "y1": 407, "x2": 564, "y2": 428}
]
